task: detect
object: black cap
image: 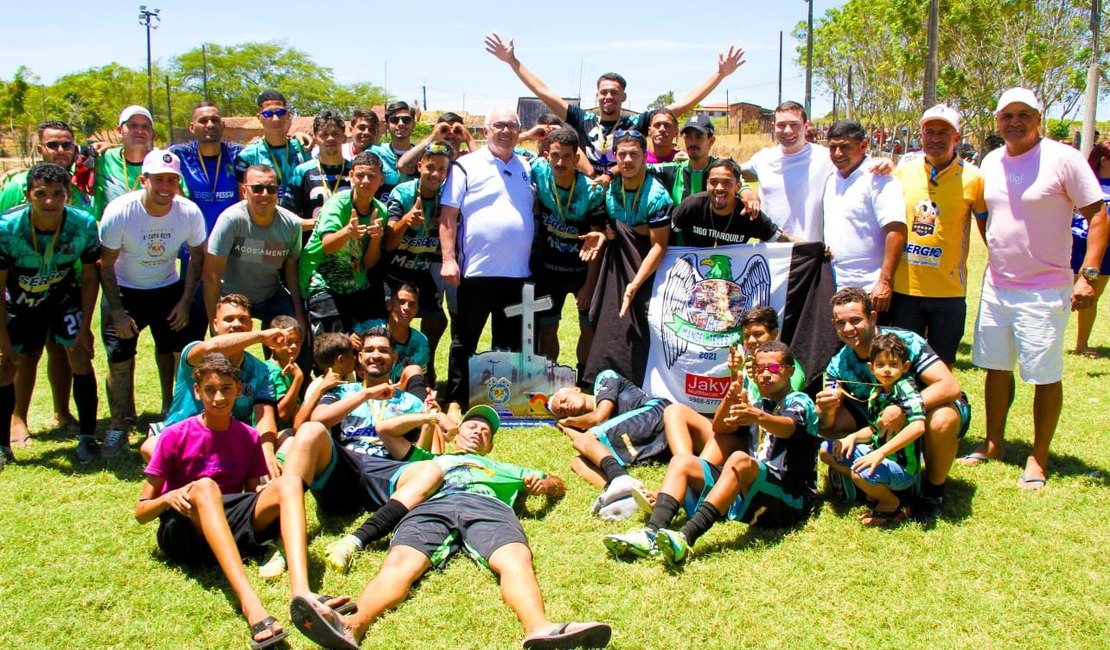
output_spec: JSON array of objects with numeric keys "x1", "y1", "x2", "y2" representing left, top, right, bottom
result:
[{"x1": 682, "y1": 114, "x2": 715, "y2": 136}]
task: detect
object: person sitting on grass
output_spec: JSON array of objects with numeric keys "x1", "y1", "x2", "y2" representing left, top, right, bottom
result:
[
  {"x1": 547, "y1": 369, "x2": 672, "y2": 520},
  {"x1": 143, "y1": 294, "x2": 281, "y2": 477},
  {"x1": 819, "y1": 333, "x2": 926, "y2": 526},
  {"x1": 351, "y1": 283, "x2": 430, "y2": 400},
  {"x1": 135, "y1": 353, "x2": 288, "y2": 650},
  {"x1": 264, "y1": 315, "x2": 304, "y2": 435},
  {"x1": 604, "y1": 342, "x2": 820, "y2": 567},
  {"x1": 288, "y1": 405, "x2": 614, "y2": 650}
]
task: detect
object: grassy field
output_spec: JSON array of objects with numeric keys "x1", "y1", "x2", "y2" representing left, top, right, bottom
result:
[{"x1": 1, "y1": 235, "x2": 1108, "y2": 650}]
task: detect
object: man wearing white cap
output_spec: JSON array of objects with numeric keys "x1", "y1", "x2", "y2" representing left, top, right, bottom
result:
[
  {"x1": 963, "y1": 88, "x2": 1108, "y2": 491},
  {"x1": 93, "y1": 105, "x2": 155, "y2": 219},
  {"x1": 97, "y1": 149, "x2": 207, "y2": 457},
  {"x1": 891, "y1": 105, "x2": 986, "y2": 366}
]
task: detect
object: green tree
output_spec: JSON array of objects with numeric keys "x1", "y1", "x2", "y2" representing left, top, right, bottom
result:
[
  {"x1": 647, "y1": 91, "x2": 675, "y2": 110},
  {"x1": 0, "y1": 66, "x2": 36, "y2": 158}
]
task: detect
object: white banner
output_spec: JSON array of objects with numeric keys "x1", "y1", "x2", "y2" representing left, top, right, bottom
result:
[{"x1": 644, "y1": 243, "x2": 796, "y2": 412}]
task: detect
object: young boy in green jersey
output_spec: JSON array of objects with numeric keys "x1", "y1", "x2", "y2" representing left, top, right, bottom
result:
[
  {"x1": 264, "y1": 315, "x2": 304, "y2": 435},
  {"x1": 820, "y1": 333, "x2": 926, "y2": 526}
]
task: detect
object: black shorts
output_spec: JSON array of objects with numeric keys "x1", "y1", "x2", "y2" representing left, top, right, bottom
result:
[
  {"x1": 101, "y1": 281, "x2": 200, "y2": 362},
  {"x1": 306, "y1": 289, "x2": 386, "y2": 336},
  {"x1": 592, "y1": 398, "x2": 672, "y2": 467},
  {"x1": 310, "y1": 443, "x2": 408, "y2": 516},
  {"x1": 730, "y1": 464, "x2": 812, "y2": 529},
  {"x1": 6, "y1": 281, "x2": 83, "y2": 353},
  {"x1": 390, "y1": 492, "x2": 528, "y2": 570},
  {"x1": 533, "y1": 272, "x2": 587, "y2": 326},
  {"x1": 156, "y1": 491, "x2": 277, "y2": 565}
]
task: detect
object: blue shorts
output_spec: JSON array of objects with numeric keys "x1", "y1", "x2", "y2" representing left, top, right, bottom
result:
[{"x1": 821, "y1": 441, "x2": 918, "y2": 492}]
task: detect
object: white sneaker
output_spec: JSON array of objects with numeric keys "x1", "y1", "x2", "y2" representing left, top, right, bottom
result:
[{"x1": 594, "y1": 475, "x2": 643, "y2": 512}]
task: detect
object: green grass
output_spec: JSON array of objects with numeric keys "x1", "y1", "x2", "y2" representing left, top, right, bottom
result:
[{"x1": 1, "y1": 237, "x2": 1109, "y2": 649}]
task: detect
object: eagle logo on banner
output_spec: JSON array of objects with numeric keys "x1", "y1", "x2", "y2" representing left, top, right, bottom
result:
[{"x1": 658, "y1": 253, "x2": 771, "y2": 367}]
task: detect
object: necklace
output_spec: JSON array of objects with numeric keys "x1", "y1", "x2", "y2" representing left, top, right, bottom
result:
[
  {"x1": 28, "y1": 211, "x2": 63, "y2": 281},
  {"x1": 120, "y1": 153, "x2": 143, "y2": 192},
  {"x1": 316, "y1": 160, "x2": 344, "y2": 198},
  {"x1": 198, "y1": 149, "x2": 224, "y2": 197},
  {"x1": 551, "y1": 172, "x2": 577, "y2": 222},
  {"x1": 709, "y1": 203, "x2": 736, "y2": 248}
]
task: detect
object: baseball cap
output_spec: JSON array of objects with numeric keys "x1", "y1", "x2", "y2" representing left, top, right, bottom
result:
[
  {"x1": 919, "y1": 104, "x2": 960, "y2": 132},
  {"x1": 462, "y1": 404, "x2": 500, "y2": 434},
  {"x1": 995, "y1": 88, "x2": 1042, "y2": 114},
  {"x1": 119, "y1": 105, "x2": 154, "y2": 126},
  {"x1": 141, "y1": 149, "x2": 181, "y2": 177},
  {"x1": 682, "y1": 114, "x2": 715, "y2": 136}
]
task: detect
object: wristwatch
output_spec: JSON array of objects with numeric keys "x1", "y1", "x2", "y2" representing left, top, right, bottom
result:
[{"x1": 1081, "y1": 267, "x2": 1100, "y2": 282}]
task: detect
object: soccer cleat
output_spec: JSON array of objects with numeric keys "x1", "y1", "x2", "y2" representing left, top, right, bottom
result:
[
  {"x1": 100, "y1": 429, "x2": 130, "y2": 458},
  {"x1": 76, "y1": 435, "x2": 101, "y2": 464},
  {"x1": 602, "y1": 528, "x2": 658, "y2": 560},
  {"x1": 654, "y1": 528, "x2": 690, "y2": 568},
  {"x1": 325, "y1": 537, "x2": 360, "y2": 574},
  {"x1": 258, "y1": 544, "x2": 286, "y2": 580}
]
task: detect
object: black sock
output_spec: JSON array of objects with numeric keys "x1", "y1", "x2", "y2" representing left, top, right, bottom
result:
[
  {"x1": 922, "y1": 480, "x2": 945, "y2": 499},
  {"x1": 0, "y1": 383, "x2": 13, "y2": 449},
  {"x1": 600, "y1": 456, "x2": 629, "y2": 485},
  {"x1": 405, "y1": 374, "x2": 428, "y2": 401},
  {"x1": 680, "y1": 502, "x2": 722, "y2": 547},
  {"x1": 647, "y1": 493, "x2": 680, "y2": 532},
  {"x1": 72, "y1": 372, "x2": 98, "y2": 438},
  {"x1": 352, "y1": 499, "x2": 410, "y2": 547}
]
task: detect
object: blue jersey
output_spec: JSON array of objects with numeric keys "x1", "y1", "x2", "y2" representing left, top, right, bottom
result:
[
  {"x1": 318, "y1": 383, "x2": 424, "y2": 457},
  {"x1": 604, "y1": 173, "x2": 673, "y2": 228},
  {"x1": 165, "y1": 342, "x2": 276, "y2": 426},
  {"x1": 170, "y1": 141, "x2": 243, "y2": 234}
]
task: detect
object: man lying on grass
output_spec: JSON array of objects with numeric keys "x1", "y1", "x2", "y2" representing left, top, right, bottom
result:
[
  {"x1": 289, "y1": 405, "x2": 613, "y2": 650},
  {"x1": 605, "y1": 342, "x2": 820, "y2": 568},
  {"x1": 135, "y1": 353, "x2": 288, "y2": 649}
]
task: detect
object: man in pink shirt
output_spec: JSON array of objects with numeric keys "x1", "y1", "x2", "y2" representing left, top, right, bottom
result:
[{"x1": 966, "y1": 88, "x2": 1108, "y2": 490}]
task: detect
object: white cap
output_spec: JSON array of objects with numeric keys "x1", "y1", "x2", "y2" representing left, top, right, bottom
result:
[
  {"x1": 141, "y1": 149, "x2": 181, "y2": 177},
  {"x1": 995, "y1": 88, "x2": 1042, "y2": 114},
  {"x1": 920, "y1": 104, "x2": 960, "y2": 132},
  {"x1": 118, "y1": 105, "x2": 153, "y2": 126}
]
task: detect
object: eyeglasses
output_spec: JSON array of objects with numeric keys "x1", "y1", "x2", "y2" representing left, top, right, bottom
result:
[
  {"x1": 42, "y1": 141, "x2": 76, "y2": 151},
  {"x1": 260, "y1": 108, "x2": 289, "y2": 119},
  {"x1": 248, "y1": 184, "x2": 279, "y2": 195},
  {"x1": 753, "y1": 363, "x2": 785, "y2": 375},
  {"x1": 613, "y1": 129, "x2": 644, "y2": 140},
  {"x1": 388, "y1": 115, "x2": 414, "y2": 125},
  {"x1": 425, "y1": 142, "x2": 454, "y2": 156},
  {"x1": 488, "y1": 121, "x2": 521, "y2": 132}
]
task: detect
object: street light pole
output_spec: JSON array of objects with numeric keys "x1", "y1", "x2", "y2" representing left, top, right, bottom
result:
[
  {"x1": 805, "y1": 0, "x2": 814, "y2": 118},
  {"x1": 138, "y1": 5, "x2": 160, "y2": 117}
]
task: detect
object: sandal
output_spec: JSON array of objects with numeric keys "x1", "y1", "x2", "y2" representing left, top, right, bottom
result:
[
  {"x1": 861, "y1": 506, "x2": 906, "y2": 527},
  {"x1": 248, "y1": 615, "x2": 288, "y2": 650},
  {"x1": 290, "y1": 595, "x2": 358, "y2": 650}
]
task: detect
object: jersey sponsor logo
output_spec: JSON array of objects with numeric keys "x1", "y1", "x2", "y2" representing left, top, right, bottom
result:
[
  {"x1": 684, "y1": 372, "x2": 730, "y2": 399},
  {"x1": 17, "y1": 269, "x2": 69, "y2": 292},
  {"x1": 911, "y1": 199, "x2": 939, "y2": 236},
  {"x1": 231, "y1": 237, "x2": 289, "y2": 264},
  {"x1": 904, "y1": 242, "x2": 943, "y2": 267}
]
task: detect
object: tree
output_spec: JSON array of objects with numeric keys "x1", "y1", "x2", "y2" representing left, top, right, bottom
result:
[
  {"x1": 0, "y1": 67, "x2": 36, "y2": 158},
  {"x1": 647, "y1": 91, "x2": 675, "y2": 110}
]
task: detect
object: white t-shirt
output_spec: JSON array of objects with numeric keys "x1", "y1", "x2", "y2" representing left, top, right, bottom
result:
[
  {"x1": 743, "y1": 143, "x2": 834, "y2": 242},
  {"x1": 822, "y1": 159, "x2": 906, "y2": 290},
  {"x1": 442, "y1": 146, "x2": 534, "y2": 278},
  {"x1": 980, "y1": 138, "x2": 1104, "y2": 290},
  {"x1": 99, "y1": 191, "x2": 207, "y2": 289}
]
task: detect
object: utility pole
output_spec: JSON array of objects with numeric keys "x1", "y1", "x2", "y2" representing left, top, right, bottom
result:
[
  {"x1": 847, "y1": 65, "x2": 853, "y2": 120},
  {"x1": 778, "y1": 30, "x2": 783, "y2": 107},
  {"x1": 1082, "y1": 0, "x2": 1102, "y2": 156},
  {"x1": 201, "y1": 44, "x2": 209, "y2": 102},
  {"x1": 164, "y1": 75, "x2": 174, "y2": 145},
  {"x1": 138, "y1": 6, "x2": 160, "y2": 117},
  {"x1": 924, "y1": 0, "x2": 939, "y2": 108},
  {"x1": 422, "y1": 85, "x2": 427, "y2": 111},
  {"x1": 804, "y1": 0, "x2": 814, "y2": 117}
]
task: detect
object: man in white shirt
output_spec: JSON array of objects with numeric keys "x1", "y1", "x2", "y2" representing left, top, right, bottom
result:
[
  {"x1": 439, "y1": 107, "x2": 535, "y2": 408},
  {"x1": 98, "y1": 150, "x2": 207, "y2": 455},
  {"x1": 821, "y1": 120, "x2": 906, "y2": 313}
]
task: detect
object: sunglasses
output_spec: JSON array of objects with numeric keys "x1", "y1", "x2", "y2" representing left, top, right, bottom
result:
[
  {"x1": 488, "y1": 121, "x2": 521, "y2": 132},
  {"x1": 753, "y1": 363, "x2": 785, "y2": 375},
  {"x1": 425, "y1": 142, "x2": 453, "y2": 156},
  {"x1": 260, "y1": 108, "x2": 289, "y2": 119},
  {"x1": 248, "y1": 184, "x2": 279, "y2": 195},
  {"x1": 388, "y1": 115, "x2": 414, "y2": 125},
  {"x1": 613, "y1": 129, "x2": 644, "y2": 140},
  {"x1": 43, "y1": 141, "x2": 76, "y2": 151}
]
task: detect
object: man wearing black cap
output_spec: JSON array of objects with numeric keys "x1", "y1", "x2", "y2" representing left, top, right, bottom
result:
[{"x1": 651, "y1": 114, "x2": 719, "y2": 206}]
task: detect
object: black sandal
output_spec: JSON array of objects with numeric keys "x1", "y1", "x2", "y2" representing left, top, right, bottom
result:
[{"x1": 248, "y1": 615, "x2": 289, "y2": 650}]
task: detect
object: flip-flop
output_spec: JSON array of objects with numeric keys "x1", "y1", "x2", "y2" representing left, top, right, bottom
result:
[
  {"x1": 289, "y1": 595, "x2": 359, "y2": 650},
  {"x1": 860, "y1": 507, "x2": 907, "y2": 527},
  {"x1": 958, "y1": 452, "x2": 991, "y2": 467},
  {"x1": 1018, "y1": 474, "x2": 1047, "y2": 491},
  {"x1": 248, "y1": 615, "x2": 289, "y2": 650},
  {"x1": 317, "y1": 594, "x2": 356, "y2": 615},
  {"x1": 10, "y1": 433, "x2": 32, "y2": 449},
  {"x1": 523, "y1": 621, "x2": 612, "y2": 649}
]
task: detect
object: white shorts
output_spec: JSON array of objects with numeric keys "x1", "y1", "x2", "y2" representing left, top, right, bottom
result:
[{"x1": 972, "y1": 278, "x2": 1070, "y2": 384}]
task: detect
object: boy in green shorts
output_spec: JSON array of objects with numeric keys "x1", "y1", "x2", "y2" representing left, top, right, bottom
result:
[{"x1": 820, "y1": 333, "x2": 926, "y2": 526}]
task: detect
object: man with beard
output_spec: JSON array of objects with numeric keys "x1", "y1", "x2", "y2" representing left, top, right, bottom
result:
[
  {"x1": 170, "y1": 103, "x2": 243, "y2": 236},
  {"x1": 652, "y1": 115, "x2": 719, "y2": 205},
  {"x1": 670, "y1": 159, "x2": 791, "y2": 247}
]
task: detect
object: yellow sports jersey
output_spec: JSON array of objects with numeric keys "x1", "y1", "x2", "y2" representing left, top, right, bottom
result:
[{"x1": 893, "y1": 155, "x2": 986, "y2": 297}]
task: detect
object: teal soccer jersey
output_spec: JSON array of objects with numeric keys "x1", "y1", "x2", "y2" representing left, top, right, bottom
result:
[
  {"x1": 317, "y1": 383, "x2": 424, "y2": 457},
  {"x1": 752, "y1": 391, "x2": 821, "y2": 497},
  {"x1": 866, "y1": 376, "x2": 925, "y2": 475},
  {"x1": 0, "y1": 205, "x2": 99, "y2": 310},
  {"x1": 165, "y1": 342, "x2": 276, "y2": 426},
  {"x1": 824, "y1": 327, "x2": 941, "y2": 403}
]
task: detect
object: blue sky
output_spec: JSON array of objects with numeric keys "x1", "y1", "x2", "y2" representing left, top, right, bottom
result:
[{"x1": 0, "y1": 0, "x2": 838, "y2": 118}]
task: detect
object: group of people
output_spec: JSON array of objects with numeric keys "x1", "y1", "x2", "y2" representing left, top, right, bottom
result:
[{"x1": 0, "y1": 31, "x2": 1104, "y2": 649}]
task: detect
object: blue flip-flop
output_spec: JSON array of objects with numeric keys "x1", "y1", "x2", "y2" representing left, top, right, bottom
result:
[
  {"x1": 958, "y1": 452, "x2": 991, "y2": 467},
  {"x1": 1018, "y1": 474, "x2": 1046, "y2": 491}
]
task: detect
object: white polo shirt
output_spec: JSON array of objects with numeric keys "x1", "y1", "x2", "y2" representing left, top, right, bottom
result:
[
  {"x1": 442, "y1": 146, "x2": 534, "y2": 278},
  {"x1": 99, "y1": 190, "x2": 207, "y2": 289},
  {"x1": 822, "y1": 157, "x2": 905, "y2": 290},
  {"x1": 742, "y1": 142, "x2": 833, "y2": 242}
]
